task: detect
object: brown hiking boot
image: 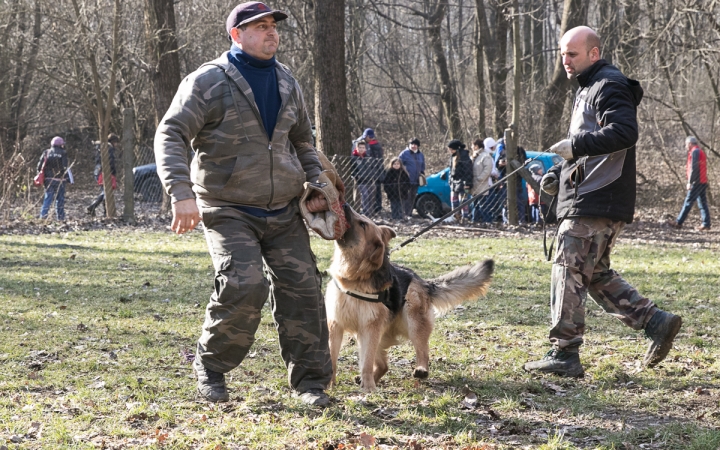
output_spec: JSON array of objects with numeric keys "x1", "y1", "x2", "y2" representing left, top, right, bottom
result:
[
  {"x1": 696, "y1": 225, "x2": 711, "y2": 232},
  {"x1": 666, "y1": 219, "x2": 681, "y2": 229},
  {"x1": 643, "y1": 310, "x2": 682, "y2": 368}
]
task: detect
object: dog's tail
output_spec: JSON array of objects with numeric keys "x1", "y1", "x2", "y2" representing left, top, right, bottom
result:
[{"x1": 427, "y1": 259, "x2": 494, "y2": 315}]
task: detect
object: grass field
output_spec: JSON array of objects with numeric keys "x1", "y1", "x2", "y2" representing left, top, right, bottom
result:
[{"x1": 0, "y1": 228, "x2": 718, "y2": 449}]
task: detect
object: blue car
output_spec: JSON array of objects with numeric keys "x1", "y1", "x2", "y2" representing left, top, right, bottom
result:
[{"x1": 413, "y1": 151, "x2": 563, "y2": 218}]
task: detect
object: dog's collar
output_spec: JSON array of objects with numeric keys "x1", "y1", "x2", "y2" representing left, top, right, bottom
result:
[{"x1": 332, "y1": 278, "x2": 389, "y2": 304}]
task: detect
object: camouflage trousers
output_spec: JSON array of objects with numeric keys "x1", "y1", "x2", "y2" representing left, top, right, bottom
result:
[
  {"x1": 550, "y1": 217, "x2": 656, "y2": 351},
  {"x1": 196, "y1": 200, "x2": 332, "y2": 392}
]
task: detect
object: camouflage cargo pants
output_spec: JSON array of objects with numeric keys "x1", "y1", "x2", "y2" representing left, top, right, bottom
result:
[
  {"x1": 196, "y1": 201, "x2": 332, "y2": 392},
  {"x1": 550, "y1": 217, "x2": 656, "y2": 350}
]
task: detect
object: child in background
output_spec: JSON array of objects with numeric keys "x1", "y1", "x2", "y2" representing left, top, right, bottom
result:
[{"x1": 383, "y1": 157, "x2": 411, "y2": 220}]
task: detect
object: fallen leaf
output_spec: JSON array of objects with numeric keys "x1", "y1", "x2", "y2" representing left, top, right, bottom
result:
[{"x1": 359, "y1": 432, "x2": 375, "y2": 446}]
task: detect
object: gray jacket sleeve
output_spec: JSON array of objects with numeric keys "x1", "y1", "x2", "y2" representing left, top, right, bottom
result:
[
  {"x1": 154, "y1": 71, "x2": 213, "y2": 203},
  {"x1": 288, "y1": 80, "x2": 322, "y2": 182}
]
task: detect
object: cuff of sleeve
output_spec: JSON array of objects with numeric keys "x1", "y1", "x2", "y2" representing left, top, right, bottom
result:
[
  {"x1": 570, "y1": 138, "x2": 580, "y2": 158},
  {"x1": 305, "y1": 168, "x2": 322, "y2": 183},
  {"x1": 168, "y1": 183, "x2": 195, "y2": 203}
]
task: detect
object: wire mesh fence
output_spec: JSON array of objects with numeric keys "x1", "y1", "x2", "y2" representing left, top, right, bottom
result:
[
  {"x1": 5, "y1": 145, "x2": 714, "y2": 229},
  {"x1": 328, "y1": 154, "x2": 552, "y2": 226}
]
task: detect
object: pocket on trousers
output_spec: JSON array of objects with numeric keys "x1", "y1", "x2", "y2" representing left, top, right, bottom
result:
[
  {"x1": 554, "y1": 220, "x2": 596, "y2": 268},
  {"x1": 211, "y1": 252, "x2": 232, "y2": 274}
]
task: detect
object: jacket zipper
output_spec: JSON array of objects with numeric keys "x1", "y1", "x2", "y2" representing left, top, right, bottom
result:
[{"x1": 267, "y1": 143, "x2": 274, "y2": 208}]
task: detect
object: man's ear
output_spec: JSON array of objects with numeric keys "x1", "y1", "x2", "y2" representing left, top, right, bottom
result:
[{"x1": 230, "y1": 27, "x2": 241, "y2": 45}]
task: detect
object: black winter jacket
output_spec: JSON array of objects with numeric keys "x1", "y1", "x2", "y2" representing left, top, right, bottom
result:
[
  {"x1": 37, "y1": 146, "x2": 69, "y2": 181},
  {"x1": 548, "y1": 60, "x2": 643, "y2": 223},
  {"x1": 383, "y1": 167, "x2": 411, "y2": 200},
  {"x1": 448, "y1": 148, "x2": 473, "y2": 194}
]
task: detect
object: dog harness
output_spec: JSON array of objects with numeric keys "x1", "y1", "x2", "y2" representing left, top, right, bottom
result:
[
  {"x1": 332, "y1": 278, "x2": 389, "y2": 303},
  {"x1": 331, "y1": 264, "x2": 413, "y2": 315}
]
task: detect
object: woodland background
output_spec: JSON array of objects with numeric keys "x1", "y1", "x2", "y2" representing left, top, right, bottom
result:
[{"x1": 0, "y1": 0, "x2": 718, "y2": 223}]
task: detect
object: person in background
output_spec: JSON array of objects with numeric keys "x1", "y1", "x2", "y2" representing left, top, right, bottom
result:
[
  {"x1": 495, "y1": 139, "x2": 528, "y2": 224},
  {"x1": 86, "y1": 133, "x2": 119, "y2": 216},
  {"x1": 441, "y1": 139, "x2": 473, "y2": 222},
  {"x1": 398, "y1": 137, "x2": 425, "y2": 219},
  {"x1": 362, "y1": 128, "x2": 384, "y2": 215},
  {"x1": 38, "y1": 136, "x2": 73, "y2": 220},
  {"x1": 527, "y1": 163, "x2": 546, "y2": 224},
  {"x1": 668, "y1": 136, "x2": 711, "y2": 231},
  {"x1": 352, "y1": 140, "x2": 383, "y2": 216},
  {"x1": 383, "y1": 157, "x2": 411, "y2": 220},
  {"x1": 470, "y1": 138, "x2": 494, "y2": 223},
  {"x1": 482, "y1": 137, "x2": 503, "y2": 222}
]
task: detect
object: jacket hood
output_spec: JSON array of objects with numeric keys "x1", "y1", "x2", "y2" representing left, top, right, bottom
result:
[{"x1": 578, "y1": 59, "x2": 643, "y2": 106}]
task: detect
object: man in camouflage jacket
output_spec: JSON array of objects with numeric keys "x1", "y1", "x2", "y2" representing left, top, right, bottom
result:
[
  {"x1": 524, "y1": 26, "x2": 682, "y2": 378},
  {"x1": 154, "y1": 2, "x2": 332, "y2": 406}
]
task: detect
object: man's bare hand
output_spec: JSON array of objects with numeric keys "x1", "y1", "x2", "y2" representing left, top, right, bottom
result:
[
  {"x1": 305, "y1": 191, "x2": 328, "y2": 213},
  {"x1": 171, "y1": 198, "x2": 201, "y2": 234}
]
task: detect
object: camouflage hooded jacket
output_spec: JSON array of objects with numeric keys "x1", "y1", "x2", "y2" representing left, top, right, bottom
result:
[{"x1": 154, "y1": 52, "x2": 321, "y2": 209}]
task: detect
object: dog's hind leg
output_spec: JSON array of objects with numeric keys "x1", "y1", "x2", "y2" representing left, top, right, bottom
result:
[
  {"x1": 328, "y1": 320, "x2": 344, "y2": 387},
  {"x1": 373, "y1": 348, "x2": 389, "y2": 383},
  {"x1": 407, "y1": 309, "x2": 434, "y2": 379}
]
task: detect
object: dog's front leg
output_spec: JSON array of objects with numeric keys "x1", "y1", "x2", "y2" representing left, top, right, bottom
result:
[
  {"x1": 328, "y1": 320, "x2": 344, "y2": 387},
  {"x1": 357, "y1": 330, "x2": 382, "y2": 392}
]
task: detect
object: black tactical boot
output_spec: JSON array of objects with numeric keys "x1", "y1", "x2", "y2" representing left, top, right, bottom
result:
[
  {"x1": 643, "y1": 309, "x2": 682, "y2": 368},
  {"x1": 523, "y1": 348, "x2": 585, "y2": 378},
  {"x1": 193, "y1": 358, "x2": 229, "y2": 403},
  {"x1": 298, "y1": 389, "x2": 330, "y2": 406}
]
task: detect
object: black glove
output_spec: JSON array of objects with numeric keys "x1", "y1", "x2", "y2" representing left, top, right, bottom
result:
[{"x1": 540, "y1": 172, "x2": 559, "y2": 196}]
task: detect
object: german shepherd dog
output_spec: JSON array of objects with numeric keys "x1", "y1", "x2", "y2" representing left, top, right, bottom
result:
[{"x1": 326, "y1": 206, "x2": 494, "y2": 392}]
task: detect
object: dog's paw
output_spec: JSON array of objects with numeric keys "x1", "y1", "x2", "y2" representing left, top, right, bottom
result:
[{"x1": 413, "y1": 368, "x2": 429, "y2": 379}]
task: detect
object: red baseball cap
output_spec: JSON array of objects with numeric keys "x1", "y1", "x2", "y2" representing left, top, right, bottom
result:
[{"x1": 226, "y1": 2, "x2": 288, "y2": 37}]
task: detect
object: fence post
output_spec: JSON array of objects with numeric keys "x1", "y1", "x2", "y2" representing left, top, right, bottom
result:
[
  {"x1": 504, "y1": 125, "x2": 518, "y2": 225},
  {"x1": 122, "y1": 108, "x2": 136, "y2": 224}
]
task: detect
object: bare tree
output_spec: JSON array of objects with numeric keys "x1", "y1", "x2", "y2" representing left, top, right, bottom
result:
[
  {"x1": 70, "y1": 0, "x2": 123, "y2": 217},
  {"x1": 314, "y1": 0, "x2": 352, "y2": 156}
]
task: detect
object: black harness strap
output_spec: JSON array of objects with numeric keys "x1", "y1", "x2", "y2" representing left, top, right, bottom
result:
[{"x1": 332, "y1": 278, "x2": 389, "y2": 304}]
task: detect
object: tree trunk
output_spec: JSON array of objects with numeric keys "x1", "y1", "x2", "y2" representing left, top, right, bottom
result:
[
  {"x1": 347, "y1": 0, "x2": 365, "y2": 134},
  {"x1": 511, "y1": 0, "x2": 521, "y2": 127},
  {"x1": 427, "y1": 2, "x2": 462, "y2": 139},
  {"x1": 9, "y1": 0, "x2": 41, "y2": 146},
  {"x1": 314, "y1": 0, "x2": 352, "y2": 157},
  {"x1": 143, "y1": 0, "x2": 182, "y2": 127},
  {"x1": 474, "y1": 4, "x2": 486, "y2": 136},
  {"x1": 531, "y1": 0, "x2": 544, "y2": 89},
  {"x1": 538, "y1": 0, "x2": 588, "y2": 150},
  {"x1": 71, "y1": 0, "x2": 123, "y2": 218},
  {"x1": 122, "y1": 108, "x2": 136, "y2": 224}
]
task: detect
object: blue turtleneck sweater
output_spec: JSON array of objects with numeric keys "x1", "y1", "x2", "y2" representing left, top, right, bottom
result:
[{"x1": 228, "y1": 45, "x2": 280, "y2": 140}]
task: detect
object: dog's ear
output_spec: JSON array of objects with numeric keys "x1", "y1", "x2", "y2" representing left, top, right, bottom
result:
[{"x1": 379, "y1": 225, "x2": 396, "y2": 244}]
